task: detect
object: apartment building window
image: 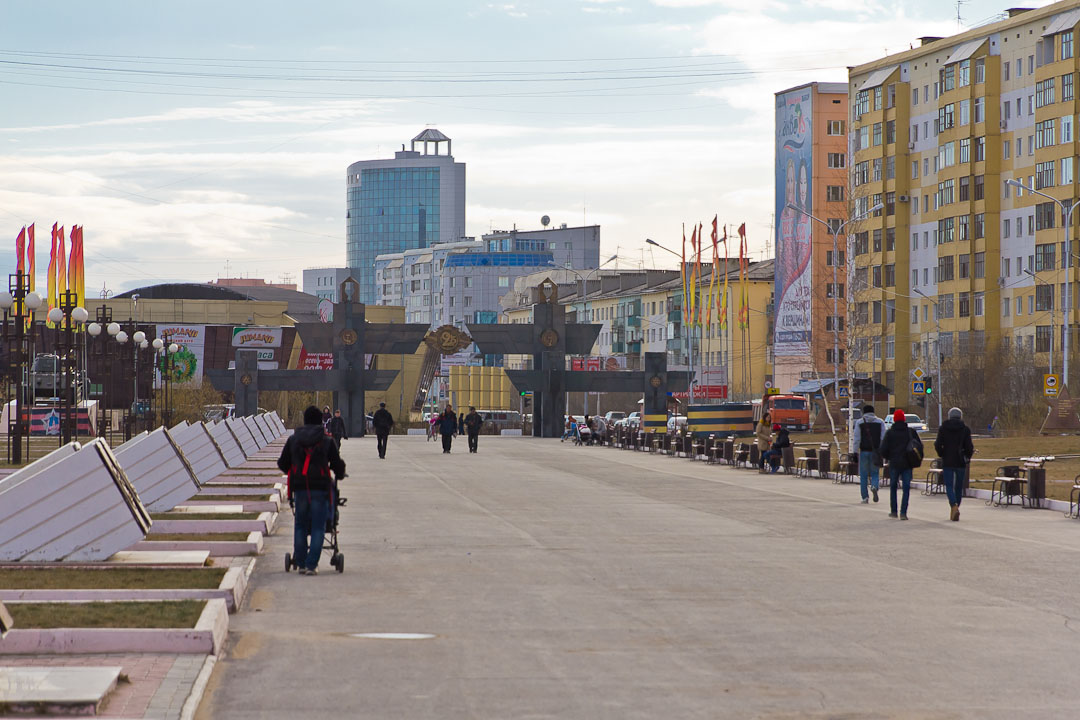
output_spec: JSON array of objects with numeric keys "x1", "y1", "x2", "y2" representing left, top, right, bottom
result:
[
  {"x1": 857, "y1": 125, "x2": 870, "y2": 150},
  {"x1": 498, "y1": 276, "x2": 510, "y2": 287},
  {"x1": 1017, "y1": 58, "x2": 1023, "y2": 78},
  {"x1": 886, "y1": 156, "x2": 895, "y2": 180},
  {"x1": 1062, "y1": 157, "x2": 1074, "y2": 186},
  {"x1": 827, "y1": 218, "x2": 843, "y2": 233},
  {"x1": 974, "y1": 251, "x2": 985, "y2": 279},
  {"x1": 885, "y1": 264, "x2": 895, "y2": 287},
  {"x1": 873, "y1": 122, "x2": 882, "y2": 146},
  {"x1": 974, "y1": 213, "x2": 985, "y2": 239},
  {"x1": 938, "y1": 217, "x2": 957, "y2": 245},
  {"x1": 959, "y1": 253, "x2": 970, "y2": 279},
  {"x1": 1065, "y1": 73, "x2": 1075, "y2": 102},
  {"x1": 854, "y1": 232, "x2": 869, "y2": 255},
  {"x1": 1029, "y1": 215, "x2": 1035, "y2": 235},
  {"x1": 1004, "y1": 140, "x2": 1011, "y2": 160},
  {"x1": 885, "y1": 120, "x2": 895, "y2": 145},
  {"x1": 1036, "y1": 202, "x2": 1057, "y2": 231},
  {"x1": 827, "y1": 120, "x2": 846, "y2": 135},
  {"x1": 942, "y1": 65, "x2": 955, "y2": 92},
  {"x1": 1004, "y1": 219, "x2": 1011, "y2": 239},
  {"x1": 974, "y1": 175, "x2": 984, "y2": 201},
  {"x1": 826, "y1": 185, "x2": 845, "y2": 202},
  {"x1": 923, "y1": 303, "x2": 929, "y2": 322},
  {"x1": 924, "y1": 85, "x2": 929, "y2": 103},
  {"x1": 824, "y1": 283, "x2": 845, "y2": 299},
  {"x1": 825, "y1": 316, "x2": 845, "y2": 331},
  {"x1": 1036, "y1": 283, "x2": 1054, "y2": 311},
  {"x1": 1003, "y1": 297, "x2": 1010, "y2": 317},
  {"x1": 1029, "y1": 295, "x2": 1035, "y2": 315},
  {"x1": 886, "y1": 227, "x2": 895, "y2": 251},
  {"x1": 873, "y1": 158, "x2": 882, "y2": 182},
  {"x1": 958, "y1": 292, "x2": 971, "y2": 318},
  {"x1": 937, "y1": 179, "x2": 955, "y2": 207},
  {"x1": 912, "y1": 160, "x2": 919, "y2": 179},
  {"x1": 886, "y1": 192, "x2": 896, "y2": 216},
  {"x1": 855, "y1": 89, "x2": 869, "y2": 116},
  {"x1": 873, "y1": 301, "x2": 882, "y2": 323},
  {"x1": 827, "y1": 152, "x2": 846, "y2": 169},
  {"x1": 957, "y1": 137, "x2": 970, "y2": 164},
  {"x1": 855, "y1": 267, "x2": 868, "y2": 290},
  {"x1": 854, "y1": 161, "x2": 869, "y2": 186},
  {"x1": 975, "y1": 57, "x2": 985, "y2": 83},
  {"x1": 825, "y1": 348, "x2": 846, "y2": 365},
  {"x1": 873, "y1": 229, "x2": 882, "y2": 252},
  {"x1": 1017, "y1": 137, "x2": 1023, "y2": 157},
  {"x1": 938, "y1": 141, "x2": 956, "y2": 168},
  {"x1": 958, "y1": 215, "x2": 970, "y2": 242},
  {"x1": 1035, "y1": 242, "x2": 1056, "y2": 271},
  {"x1": 1036, "y1": 325, "x2": 1053, "y2": 353},
  {"x1": 855, "y1": 302, "x2": 869, "y2": 324},
  {"x1": 924, "y1": 157, "x2": 929, "y2": 176},
  {"x1": 938, "y1": 255, "x2": 955, "y2": 281},
  {"x1": 959, "y1": 176, "x2": 970, "y2": 202},
  {"x1": 974, "y1": 97, "x2": 985, "y2": 124},
  {"x1": 1029, "y1": 55, "x2": 1035, "y2": 75},
  {"x1": 1005, "y1": 61, "x2": 1011, "y2": 81},
  {"x1": 912, "y1": 302, "x2": 919, "y2": 324},
  {"x1": 874, "y1": 86, "x2": 882, "y2": 111},
  {"x1": 1036, "y1": 119, "x2": 1056, "y2": 149},
  {"x1": 872, "y1": 265, "x2": 882, "y2": 288},
  {"x1": 1036, "y1": 78, "x2": 1056, "y2": 108},
  {"x1": 940, "y1": 294, "x2": 955, "y2": 319},
  {"x1": 1036, "y1": 161, "x2": 1056, "y2": 190},
  {"x1": 1062, "y1": 115, "x2": 1074, "y2": 143},
  {"x1": 1064, "y1": 31, "x2": 1074, "y2": 60},
  {"x1": 938, "y1": 103, "x2": 955, "y2": 131},
  {"x1": 974, "y1": 292, "x2": 985, "y2": 317},
  {"x1": 913, "y1": 269, "x2": 919, "y2": 287},
  {"x1": 976, "y1": 136, "x2": 986, "y2": 162}
]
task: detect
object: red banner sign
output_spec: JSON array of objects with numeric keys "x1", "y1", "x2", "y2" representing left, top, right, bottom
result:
[
  {"x1": 670, "y1": 385, "x2": 728, "y2": 399},
  {"x1": 298, "y1": 349, "x2": 334, "y2": 370}
]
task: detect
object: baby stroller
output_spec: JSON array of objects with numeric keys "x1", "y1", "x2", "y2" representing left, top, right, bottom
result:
[{"x1": 285, "y1": 476, "x2": 347, "y2": 574}]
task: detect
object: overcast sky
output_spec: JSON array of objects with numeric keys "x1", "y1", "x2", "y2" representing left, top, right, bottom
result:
[{"x1": 0, "y1": 0, "x2": 1055, "y2": 295}]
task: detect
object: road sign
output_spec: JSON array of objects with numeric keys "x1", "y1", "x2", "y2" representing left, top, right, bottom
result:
[
  {"x1": 766, "y1": 387, "x2": 780, "y2": 396},
  {"x1": 912, "y1": 381, "x2": 926, "y2": 395},
  {"x1": 764, "y1": 380, "x2": 773, "y2": 390},
  {"x1": 911, "y1": 367, "x2": 925, "y2": 381},
  {"x1": 838, "y1": 385, "x2": 849, "y2": 398},
  {"x1": 1044, "y1": 373, "x2": 1060, "y2": 397}
]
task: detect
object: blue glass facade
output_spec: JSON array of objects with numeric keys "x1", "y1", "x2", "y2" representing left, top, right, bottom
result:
[
  {"x1": 444, "y1": 252, "x2": 552, "y2": 268},
  {"x1": 347, "y1": 167, "x2": 441, "y2": 304}
]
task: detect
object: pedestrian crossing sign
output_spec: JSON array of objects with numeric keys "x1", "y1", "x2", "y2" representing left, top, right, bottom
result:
[{"x1": 912, "y1": 381, "x2": 926, "y2": 394}]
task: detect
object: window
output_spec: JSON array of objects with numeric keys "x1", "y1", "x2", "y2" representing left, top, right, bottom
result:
[
  {"x1": 1064, "y1": 73, "x2": 1075, "y2": 101},
  {"x1": 855, "y1": 90, "x2": 869, "y2": 116},
  {"x1": 1036, "y1": 284, "x2": 1054, "y2": 311},
  {"x1": 854, "y1": 232, "x2": 869, "y2": 255},
  {"x1": 974, "y1": 292, "x2": 984, "y2": 317},
  {"x1": 974, "y1": 175, "x2": 984, "y2": 201},
  {"x1": 959, "y1": 254, "x2": 970, "y2": 279},
  {"x1": 825, "y1": 250, "x2": 845, "y2": 267},
  {"x1": 827, "y1": 152, "x2": 846, "y2": 168},
  {"x1": 958, "y1": 59, "x2": 970, "y2": 87},
  {"x1": 941, "y1": 65, "x2": 955, "y2": 92},
  {"x1": 974, "y1": 97, "x2": 985, "y2": 124},
  {"x1": 938, "y1": 141, "x2": 956, "y2": 168},
  {"x1": 1036, "y1": 78, "x2": 1056, "y2": 108},
  {"x1": 1029, "y1": 55, "x2": 1035, "y2": 75},
  {"x1": 959, "y1": 215, "x2": 970, "y2": 242},
  {"x1": 825, "y1": 348, "x2": 846, "y2": 365},
  {"x1": 873, "y1": 122, "x2": 882, "y2": 146},
  {"x1": 873, "y1": 229, "x2": 882, "y2": 252},
  {"x1": 826, "y1": 283, "x2": 845, "y2": 299},
  {"x1": 975, "y1": 57, "x2": 985, "y2": 83},
  {"x1": 937, "y1": 103, "x2": 955, "y2": 131},
  {"x1": 854, "y1": 161, "x2": 869, "y2": 186},
  {"x1": 886, "y1": 156, "x2": 895, "y2": 180},
  {"x1": 886, "y1": 336, "x2": 895, "y2": 359},
  {"x1": 827, "y1": 218, "x2": 842, "y2": 233},
  {"x1": 885, "y1": 264, "x2": 895, "y2": 287},
  {"x1": 974, "y1": 213, "x2": 985, "y2": 239},
  {"x1": 976, "y1": 136, "x2": 986, "y2": 162},
  {"x1": 872, "y1": 265, "x2": 882, "y2": 288},
  {"x1": 939, "y1": 293, "x2": 955, "y2": 319},
  {"x1": 1036, "y1": 119, "x2": 1056, "y2": 149},
  {"x1": 938, "y1": 216, "x2": 956, "y2": 244},
  {"x1": 873, "y1": 300, "x2": 882, "y2": 323},
  {"x1": 959, "y1": 176, "x2": 970, "y2": 202},
  {"x1": 874, "y1": 86, "x2": 882, "y2": 111},
  {"x1": 827, "y1": 120, "x2": 845, "y2": 135},
  {"x1": 959, "y1": 137, "x2": 970, "y2": 164},
  {"x1": 938, "y1": 255, "x2": 955, "y2": 281},
  {"x1": 873, "y1": 158, "x2": 882, "y2": 182},
  {"x1": 1003, "y1": 219, "x2": 1011, "y2": 239},
  {"x1": 1063, "y1": 157, "x2": 1074, "y2": 186},
  {"x1": 1035, "y1": 242, "x2": 1056, "y2": 271},
  {"x1": 498, "y1": 276, "x2": 509, "y2": 287},
  {"x1": 886, "y1": 192, "x2": 896, "y2": 216},
  {"x1": 912, "y1": 160, "x2": 919, "y2": 179},
  {"x1": 937, "y1": 179, "x2": 955, "y2": 207},
  {"x1": 1036, "y1": 161, "x2": 1056, "y2": 190},
  {"x1": 827, "y1": 185, "x2": 845, "y2": 202},
  {"x1": 1037, "y1": 325, "x2": 1053, "y2": 353},
  {"x1": 825, "y1": 316, "x2": 845, "y2": 331},
  {"x1": 1064, "y1": 31, "x2": 1074, "y2": 60},
  {"x1": 1036, "y1": 202, "x2": 1057, "y2": 231},
  {"x1": 974, "y1": 252, "x2": 985, "y2": 279},
  {"x1": 959, "y1": 292, "x2": 971, "y2": 318},
  {"x1": 1005, "y1": 61, "x2": 1011, "y2": 81},
  {"x1": 886, "y1": 228, "x2": 895, "y2": 251}
]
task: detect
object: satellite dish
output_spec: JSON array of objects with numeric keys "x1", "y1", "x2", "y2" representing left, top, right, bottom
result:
[{"x1": 541, "y1": 215, "x2": 550, "y2": 228}]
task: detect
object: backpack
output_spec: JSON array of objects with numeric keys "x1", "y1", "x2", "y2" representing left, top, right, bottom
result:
[
  {"x1": 904, "y1": 429, "x2": 924, "y2": 469},
  {"x1": 287, "y1": 440, "x2": 330, "y2": 497}
]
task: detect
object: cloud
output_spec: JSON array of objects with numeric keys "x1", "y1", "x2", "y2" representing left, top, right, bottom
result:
[{"x1": 487, "y1": 3, "x2": 528, "y2": 18}]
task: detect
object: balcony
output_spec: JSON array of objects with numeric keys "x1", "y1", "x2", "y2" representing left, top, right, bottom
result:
[
  {"x1": 611, "y1": 341, "x2": 626, "y2": 353},
  {"x1": 668, "y1": 309, "x2": 682, "y2": 323},
  {"x1": 625, "y1": 316, "x2": 641, "y2": 327},
  {"x1": 627, "y1": 340, "x2": 642, "y2": 353}
]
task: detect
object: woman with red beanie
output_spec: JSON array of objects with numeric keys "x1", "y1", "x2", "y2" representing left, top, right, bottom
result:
[{"x1": 877, "y1": 409, "x2": 924, "y2": 519}]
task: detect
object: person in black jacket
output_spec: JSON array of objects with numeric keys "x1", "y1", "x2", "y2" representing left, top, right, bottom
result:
[
  {"x1": 878, "y1": 409, "x2": 924, "y2": 520},
  {"x1": 464, "y1": 406, "x2": 483, "y2": 453},
  {"x1": 277, "y1": 406, "x2": 346, "y2": 575},
  {"x1": 935, "y1": 406, "x2": 974, "y2": 522},
  {"x1": 372, "y1": 402, "x2": 394, "y2": 459},
  {"x1": 438, "y1": 405, "x2": 458, "y2": 453},
  {"x1": 761, "y1": 424, "x2": 791, "y2": 473},
  {"x1": 327, "y1": 409, "x2": 347, "y2": 449}
]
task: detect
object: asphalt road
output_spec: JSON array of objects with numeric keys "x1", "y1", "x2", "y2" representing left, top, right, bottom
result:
[{"x1": 197, "y1": 435, "x2": 1080, "y2": 719}]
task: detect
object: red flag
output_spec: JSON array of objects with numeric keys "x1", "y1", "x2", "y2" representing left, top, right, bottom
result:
[
  {"x1": 57, "y1": 226, "x2": 67, "y2": 295},
  {"x1": 738, "y1": 223, "x2": 749, "y2": 328},
  {"x1": 15, "y1": 227, "x2": 25, "y2": 276},
  {"x1": 681, "y1": 225, "x2": 688, "y2": 324},
  {"x1": 47, "y1": 224, "x2": 57, "y2": 319},
  {"x1": 27, "y1": 223, "x2": 35, "y2": 294}
]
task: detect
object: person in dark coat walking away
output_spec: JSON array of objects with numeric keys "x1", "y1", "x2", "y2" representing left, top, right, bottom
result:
[
  {"x1": 878, "y1": 409, "x2": 924, "y2": 520},
  {"x1": 438, "y1": 405, "x2": 458, "y2": 453},
  {"x1": 327, "y1": 409, "x2": 347, "y2": 449},
  {"x1": 935, "y1": 406, "x2": 974, "y2": 521},
  {"x1": 464, "y1": 406, "x2": 483, "y2": 453},
  {"x1": 277, "y1": 406, "x2": 345, "y2": 575},
  {"x1": 372, "y1": 402, "x2": 394, "y2": 459},
  {"x1": 853, "y1": 404, "x2": 886, "y2": 504}
]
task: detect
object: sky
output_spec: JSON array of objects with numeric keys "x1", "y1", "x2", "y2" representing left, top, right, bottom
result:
[{"x1": 0, "y1": 0, "x2": 1058, "y2": 296}]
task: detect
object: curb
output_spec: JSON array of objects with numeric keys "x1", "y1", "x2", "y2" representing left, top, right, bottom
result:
[{"x1": 179, "y1": 653, "x2": 217, "y2": 720}]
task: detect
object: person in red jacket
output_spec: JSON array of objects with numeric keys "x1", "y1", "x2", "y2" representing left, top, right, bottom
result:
[{"x1": 277, "y1": 406, "x2": 345, "y2": 575}]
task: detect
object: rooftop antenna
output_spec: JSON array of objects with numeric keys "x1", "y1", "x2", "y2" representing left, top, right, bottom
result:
[
  {"x1": 955, "y1": 0, "x2": 968, "y2": 30},
  {"x1": 541, "y1": 215, "x2": 550, "y2": 228}
]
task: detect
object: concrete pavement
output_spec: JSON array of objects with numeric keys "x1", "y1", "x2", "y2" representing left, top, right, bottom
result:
[{"x1": 196, "y1": 435, "x2": 1080, "y2": 719}]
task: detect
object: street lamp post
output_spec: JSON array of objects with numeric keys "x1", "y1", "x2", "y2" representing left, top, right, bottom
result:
[
  {"x1": 1005, "y1": 179, "x2": 1079, "y2": 387},
  {"x1": 0, "y1": 277, "x2": 42, "y2": 464},
  {"x1": 46, "y1": 291, "x2": 88, "y2": 445},
  {"x1": 786, "y1": 202, "x2": 883, "y2": 452},
  {"x1": 1025, "y1": 269, "x2": 1055, "y2": 375},
  {"x1": 913, "y1": 288, "x2": 944, "y2": 428},
  {"x1": 153, "y1": 337, "x2": 179, "y2": 428}
]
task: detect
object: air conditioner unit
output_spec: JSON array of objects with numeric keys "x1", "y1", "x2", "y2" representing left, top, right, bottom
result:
[
  {"x1": 1000, "y1": 120, "x2": 1008, "y2": 129},
  {"x1": 898, "y1": 194, "x2": 911, "y2": 202},
  {"x1": 908, "y1": 142, "x2": 916, "y2": 150}
]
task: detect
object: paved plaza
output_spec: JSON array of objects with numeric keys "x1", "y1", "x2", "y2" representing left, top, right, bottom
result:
[{"x1": 198, "y1": 435, "x2": 1080, "y2": 719}]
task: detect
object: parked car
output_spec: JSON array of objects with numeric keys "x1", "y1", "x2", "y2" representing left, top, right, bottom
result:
[
  {"x1": 604, "y1": 411, "x2": 626, "y2": 424},
  {"x1": 667, "y1": 415, "x2": 688, "y2": 432},
  {"x1": 625, "y1": 411, "x2": 641, "y2": 429},
  {"x1": 885, "y1": 413, "x2": 929, "y2": 433}
]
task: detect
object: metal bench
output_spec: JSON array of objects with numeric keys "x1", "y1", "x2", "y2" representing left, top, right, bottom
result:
[
  {"x1": 834, "y1": 452, "x2": 858, "y2": 484},
  {"x1": 988, "y1": 464, "x2": 1029, "y2": 508},
  {"x1": 1068, "y1": 473, "x2": 1080, "y2": 519},
  {"x1": 734, "y1": 442, "x2": 751, "y2": 467},
  {"x1": 922, "y1": 458, "x2": 945, "y2": 495},
  {"x1": 795, "y1": 447, "x2": 818, "y2": 477}
]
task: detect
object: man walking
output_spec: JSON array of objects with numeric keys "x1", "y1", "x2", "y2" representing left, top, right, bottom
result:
[
  {"x1": 878, "y1": 409, "x2": 924, "y2": 520},
  {"x1": 277, "y1": 406, "x2": 345, "y2": 575},
  {"x1": 438, "y1": 405, "x2": 458, "y2": 454},
  {"x1": 853, "y1": 404, "x2": 886, "y2": 504},
  {"x1": 372, "y1": 402, "x2": 394, "y2": 459},
  {"x1": 464, "y1": 406, "x2": 483, "y2": 453},
  {"x1": 327, "y1": 409, "x2": 347, "y2": 449},
  {"x1": 935, "y1": 407, "x2": 974, "y2": 521}
]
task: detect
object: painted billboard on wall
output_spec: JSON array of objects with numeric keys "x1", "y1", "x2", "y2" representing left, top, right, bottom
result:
[
  {"x1": 155, "y1": 324, "x2": 206, "y2": 386},
  {"x1": 774, "y1": 87, "x2": 814, "y2": 357}
]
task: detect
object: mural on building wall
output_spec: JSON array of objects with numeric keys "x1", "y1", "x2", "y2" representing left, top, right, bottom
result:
[{"x1": 774, "y1": 87, "x2": 814, "y2": 357}]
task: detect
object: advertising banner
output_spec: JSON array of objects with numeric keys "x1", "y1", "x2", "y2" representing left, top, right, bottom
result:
[
  {"x1": 156, "y1": 324, "x2": 206, "y2": 386},
  {"x1": 570, "y1": 356, "x2": 628, "y2": 371},
  {"x1": 232, "y1": 326, "x2": 283, "y2": 348},
  {"x1": 298, "y1": 349, "x2": 334, "y2": 370},
  {"x1": 775, "y1": 86, "x2": 814, "y2": 357}
]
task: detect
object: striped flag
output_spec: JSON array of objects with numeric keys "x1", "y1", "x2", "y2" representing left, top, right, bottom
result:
[
  {"x1": 738, "y1": 223, "x2": 749, "y2": 329},
  {"x1": 27, "y1": 224, "x2": 35, "y2": 294},
  {"x1": 15, "y1": 227, "x2": 25, "y2": 276}
]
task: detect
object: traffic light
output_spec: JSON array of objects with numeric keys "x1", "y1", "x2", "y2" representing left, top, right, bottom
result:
[{"x1": 925, "y1": 376, "x2": 933, "y2": 395}]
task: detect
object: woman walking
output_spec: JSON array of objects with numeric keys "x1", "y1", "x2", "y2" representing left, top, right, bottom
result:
[{"x1": 756, "y1": 412, "x2": 772, "y2": 471}]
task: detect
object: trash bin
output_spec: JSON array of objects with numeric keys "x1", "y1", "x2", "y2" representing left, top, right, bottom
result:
[{"x1": 1026, "y1": 467, "x2": 1046, "y2": 508}]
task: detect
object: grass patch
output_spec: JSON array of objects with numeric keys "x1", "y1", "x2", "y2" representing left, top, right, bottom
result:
[
  {"x1": 7, "y1": 600, "x2": 206, "y2": 629},
  {"x1": 190, "y1": 494, "x2": 272, "y2": 502},
  {"x1": 145, "y1": 532, "x2": 252, "y2": 542},
  {"x1": 0, "y1": 568, "x2": 226, "y2": 590},
  {"x1": 150, "y1": 513, "x2": 258, "y2": 521}
]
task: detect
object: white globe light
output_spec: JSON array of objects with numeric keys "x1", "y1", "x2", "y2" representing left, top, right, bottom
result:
[
  {"x1": 115, "y1": 331, "x2": 128, "y2": 344},
  {"x1": 47, "y1": 307, "x2": 63, "y2": 323},
  {"x1": 168, "y1": 343, "x2": 179, "y2": 354},
  {"x1": 87, "y1": 322, "x2": 102, "y2": 337},
  {"x1": 71, "y1": 307, "x2": 89, "y2": 323},
  {"x1": 140, "y1": 340, "x2": 149, "y2": 349},
  {"x1": 24, "y1": 292, "x2": 42, "y2": 310},
  {"x1": 152, "y1": 338, "x2": 164, "y2": 350},
  {"x1": 106, "y1": 322, "x2": 120, "y2": 336},
  {"x1": 0, "y1": 292, "x2": 13, "y2": 311},
  {"x1": 133, "y1": 331, "x2": 146, "y2": 344}
]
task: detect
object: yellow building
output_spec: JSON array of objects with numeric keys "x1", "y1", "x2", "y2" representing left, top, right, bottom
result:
[
  {"x1": 448, "y1": 365, "x2": 516, "y2": 410},
  {"x1": 849, "y1": 2, "x2": 1080, "y2": 405}
]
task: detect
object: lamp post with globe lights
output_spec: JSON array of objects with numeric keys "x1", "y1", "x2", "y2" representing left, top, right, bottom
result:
[
  {"x1": 153, "y1": 337, "x2": 180, "y2": 427},
  {"x1": 47, "y1": 290, "x2": 88, "y2": 445},
  {"x1": 0, "y1": 274, "x2": 42, "y2": 464}
]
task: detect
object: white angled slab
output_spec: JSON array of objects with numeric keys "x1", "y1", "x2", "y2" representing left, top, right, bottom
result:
[
  {"x1": 208, "y1": 420, "x2": 247, "y2": 467},
  {"x1": 168, "y1": 422, "x2": 227, "y2": 484},
  {"x1": 252, "y1": 414, "x2": 274, "y2": 444},
  {"x1": 0, "y1": 439, "x2": 151, "y2": 562},
  {"x1": 227, "y1": 417, "x2": 261, "y2": 457},
  {"x1": 113, "y1": 427, "x2": 200, "y2": 511},
  {"x1": 270, "y1": 411, "x2": 288, "y2": 436},
  {"x1": 243, "y1": 415, "x2": 269, "y2": 447},
  {"x1": 113, "y1": 430, "x2": 148, "y2": 452}
]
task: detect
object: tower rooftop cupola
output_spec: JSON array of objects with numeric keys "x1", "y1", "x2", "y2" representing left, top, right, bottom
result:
[{"x1": 411, "y1": 128, "x2": 452, "y2": 156}]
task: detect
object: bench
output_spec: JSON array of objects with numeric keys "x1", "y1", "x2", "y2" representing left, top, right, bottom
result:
[
  {"x1": 835, "y1": 452, "x2": 858, "y2": 484},
  {"x1": 735, "y1": 442, "x2": 751, "y2": 467},
  {"x1": 922, "y1": 458, "x2": 945, "y2": 496},
  {"x1": 689, "y1": 432, "x2": 706, "y2": 460},
  {"x1": 795, "y1": 447, "x2": 818, "y2": 477},
  {"x1": 988, "y1": 463, "x2": 1037, "y2": 508},
  {"x1": 781, "y1": 445, "x2": 795, "y2": 474},
  {"x1": 1068, "y1": 473, "x2": 1080, "y2": 519}
]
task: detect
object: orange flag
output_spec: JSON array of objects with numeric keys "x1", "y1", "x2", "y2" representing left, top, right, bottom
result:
[{"x1": 27, "y1": 223, "x2": 35, "y2": 294}]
